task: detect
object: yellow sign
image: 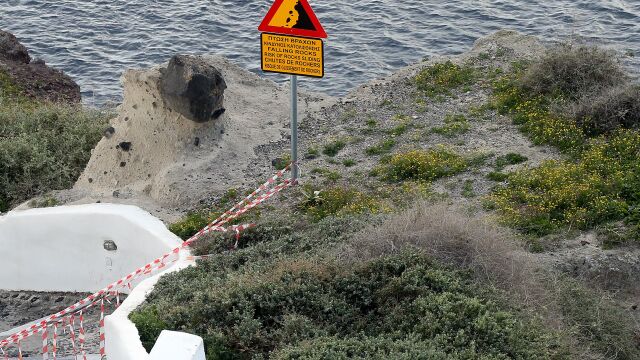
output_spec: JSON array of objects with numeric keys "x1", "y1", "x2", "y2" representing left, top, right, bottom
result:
[{"x1": 261, "y1": 33, "x2": 324, "y2": 78}]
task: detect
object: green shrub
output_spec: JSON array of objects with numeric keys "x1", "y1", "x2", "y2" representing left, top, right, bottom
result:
[
  {"x1": 365, "y1": 139, "x2": 396, "y2": 156},
  {"x1": 0, "y1": 69, "x2": 23, "y2": 99},
  {"x1": 322, "y1": 139, "x2": 347, "y2": 157},
  {"x1": 495, "y1": 152, "x2": 528, "y2": 170},
  {"x1": 273, "y1": 336, "x2": 448, "y2": 359},
  {"x1": 416, "y1": 61, "x2": 476, "y2": 98},
  {"x1": 487, "y1": 171, "x2": 509, "y2": 182},
  {"x1": 132, "y1": 253, "x2": 555, "y2": 360},
  {"x1": 489, "y1": 160, "x2": 629, "y2": 235},
  {"x1": 386, "y1": 123, "x2": 409, "y2": 136},
  {"x1": 342, "y1": 159, "x2": 356, "y2": 167},
  {"x1": 492, "y1": 75, "x2": 587, "y2": 152},
  {"x1": 298, "y1": 185, "x2": 384, "y2": 221},
  {"x1": 431, "y1": 114, "x2": 470, "y2": 137},
  {"x1": 380, "y1": 147, "x2": 468, "y2": 182},
  {"x1": 0, "y1": 102, "x2": 110, "y2": 211},
  {"x1": 168, "y1": 212, "x2": 212, "y2": 240},
  {"x1": 273, "y1": 153, "x2": 292, "y2": 170},
  {"x1": 128, "y1": 306, "x2": 168, "y2": 352},
  {"x1": 489, "y1": 127, "x2": 640, "y2": 236},
  {"x1": 305, "y1": 147, "x2": 320, "y2": 159},
  {"x1": 461, "y1": 180, "x2": 475, "y2": 198},
  {"x1": 310, "y1": 168, "x2": 342, "y2": 182}
]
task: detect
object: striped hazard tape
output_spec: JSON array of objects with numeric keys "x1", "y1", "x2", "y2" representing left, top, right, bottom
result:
[{"x1": 0, "y1": 165, "x2": 294, "y2": 356}]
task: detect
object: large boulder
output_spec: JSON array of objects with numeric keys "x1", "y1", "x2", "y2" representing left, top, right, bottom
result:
[
  {"x1": 0, "y1": 29, "x2": 81, "y2": 103},
  {"x1": 160, "y1": 55, "x2": 227, "y2": 123}
]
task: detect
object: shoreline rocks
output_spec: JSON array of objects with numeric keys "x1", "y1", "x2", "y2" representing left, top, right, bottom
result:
[{"x1": 0, "y1": 29, "x2": 81, "y2": 103}]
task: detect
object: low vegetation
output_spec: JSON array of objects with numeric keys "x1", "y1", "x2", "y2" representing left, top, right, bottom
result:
[
  {"x1": 297, "y1": 185, "x2": 385, "y2": 221},
  {"x1": 134, "y1": 203, "x2": 569, "y2": 360},
  {"x1": 431, "y1": 114, "x2": 470, "y2": 137},
  {"x1": 416, "y1": 61, "x2": 476, "y2": 98},
  {"x1": 322, "y1": 139, "x2": 347, "y2": 157},
  {"x1": 139, "y1": 43, "x2": 640, "y2": 360},
  {"x1": 489, "y1": 44, "x2": 640, "y2": 238},
  {"x1": 495, "y1": 152, "x2": 528, "y2": 170},
  {"x1": 364, "y1": 138, "x2": 395, "y2": 156},
  {"x1": 379, "y1": 147, "x2": 469, "y2": 182},
  {"x1": 0, "y1": 99, "x2": 109, "y2": 212}
]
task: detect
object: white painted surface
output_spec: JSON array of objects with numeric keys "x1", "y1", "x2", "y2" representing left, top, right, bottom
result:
[
  {"x1": 150, "y1": 331, "x2": 206, "y2": 360},
  {"x1": 0, "y1": 204, "x2": 181, "y2": 292},
  {"x1": 105, "y1": 256, "x2": 195, "y2": 360},
  {"x1": 0, "y1": 203, "x2": 206, "y2": 360}
]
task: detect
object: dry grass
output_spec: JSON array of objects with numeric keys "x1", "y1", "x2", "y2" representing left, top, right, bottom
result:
[
  {"x1": 336, "y1": 201, "x2": 640, "y2": 359},
  {"x1": 519, "y1": 44, "x2": 627, "y2": 99},
  {"x1": 337, "y1": 201, "x2": 545, "y2": 306},
  {"x1": 568, "y1": 84, "x2": 640, "y2": 136}
]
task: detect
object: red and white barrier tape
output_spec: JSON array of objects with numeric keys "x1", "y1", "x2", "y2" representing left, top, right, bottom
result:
[
  {"x1": 0, "y1": 166, "x2": 293, "y2": 355},
  {"x1": 41, "y1": 323, "x2": 48, "y2": 360},
  {"x1": 99, "y1": 299, "x2": 105, "y2": 358},
  {"x1": 68, "y1": 316, "x2": 77, "y2": 358},
  {"x1": 52, "y1": 323, "x2": 57, "y2": 360},
  {"x1": 79, "y1": 311, "x2": 87, "y2": 360}
]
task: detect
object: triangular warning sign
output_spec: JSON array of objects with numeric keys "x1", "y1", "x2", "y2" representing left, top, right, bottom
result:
[{"x1": 258, "y1": 0, "x2": 327, "y2": 39}]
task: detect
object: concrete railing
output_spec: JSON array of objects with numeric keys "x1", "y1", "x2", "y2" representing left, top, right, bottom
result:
[{"x1": 0, "y1": 204, "x2": 205, "y2": 360}]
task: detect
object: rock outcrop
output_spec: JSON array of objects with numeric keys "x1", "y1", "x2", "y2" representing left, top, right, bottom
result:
[
  {"x1": 161, "y1": 55, "x2": 227, "y2": 123},
  {"x1": 0, "y1": 31, "x2": 30, "y2": 63},
  {"x1": 71, "y1": 55, "x2": 327, "y2": 220},
  {"x1": 0, "y1": 29, "x2": 81, "y2": 103}
]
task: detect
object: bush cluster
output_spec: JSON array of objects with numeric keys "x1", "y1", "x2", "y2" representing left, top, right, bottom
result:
[
  {"x1": 415, "y1": 61, "x2": 476, "y2": 98},
  {"x1": 0, "y1": 102, "x2": 109, "y2": 211},
  {"x1": 569, "y1": 84, "x2": 640, "y2": 136},
  {"x1": 489, "y1": 130, "x2": 640, "y2": 235},
  {"x1": 495, "y1": 45, "x2": 639, "y2": 140},
  {"x1": 298, "y1": 185, "x2": 385, "y2": 221},
  {"x1": 132, "y1": 253, "x2": 553, "y2": 360},
  {"x1": 380, "y1": 147, "x2": 468, "y2": 182},
  {"x1": 490, "y1": 44, "x2": 640, "y2": 237},
  {"x1": 492, "y1": 75, "x2": 586, "y2": 152},
  {"x1": 168, "y1": 212, "x2": 214, "y2": 240},
  {"x1": 495, "y1": 153, "x2": 528, "y2": 170},
  {"x1": 558, "y1": 279, "x2": 640, "y2": 359},
  {"x1": 518, "y1": 44, "x2": 627, "y2": 99},
  {"x1": 322, "y1": 139, "x2": 347, "y2": 157}
]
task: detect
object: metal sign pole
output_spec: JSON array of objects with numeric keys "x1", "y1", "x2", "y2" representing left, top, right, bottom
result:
[{"x1": 290, "y1": 75, "x2": 299, "y2": 182}]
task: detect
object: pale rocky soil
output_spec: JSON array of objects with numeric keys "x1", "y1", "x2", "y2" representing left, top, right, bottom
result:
[
  {"x1": 26, "y1": 30, "x2": 640, "y2": 297},
  {"x1": 10, "y1": 30, "x2": 640, "y2": 348}
]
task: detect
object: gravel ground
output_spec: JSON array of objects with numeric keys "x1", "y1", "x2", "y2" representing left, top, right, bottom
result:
[{"x1": 0, "y1": 291, "x2": 123, "y2": 359}]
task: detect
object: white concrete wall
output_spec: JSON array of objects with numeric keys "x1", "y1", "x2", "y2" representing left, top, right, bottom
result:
[
  {"x1": 104, "y1": 256, "x2": 202, "y2": 360},
  {"x1": 0, "y1": 204, "x2": 206, "y2": 360},
  {"x1": 0, "y1": 204, "x2": 182, "y2": 292},
  {"x1": 150, "y1": 331, "x2": 205, "y2": 360}
]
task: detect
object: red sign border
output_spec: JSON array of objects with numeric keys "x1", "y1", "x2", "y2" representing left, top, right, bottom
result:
[{"x1": 258, "y1": 0, "x2": 328, "y2": 39}]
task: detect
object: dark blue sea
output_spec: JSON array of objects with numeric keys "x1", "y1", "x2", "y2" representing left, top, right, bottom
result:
[{"x1": 1, "y1": 0, "x2": 639, "y2": 105}]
